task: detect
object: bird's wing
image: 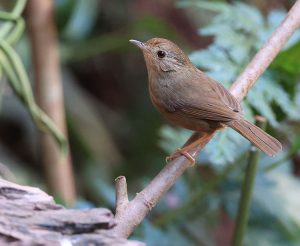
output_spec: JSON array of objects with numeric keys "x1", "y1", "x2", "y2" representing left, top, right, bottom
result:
[{"x1": 174, "y1": 71, "x2": 242, "y2": 122}]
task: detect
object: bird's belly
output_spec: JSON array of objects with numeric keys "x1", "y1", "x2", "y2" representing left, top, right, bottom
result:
[
  {"x1": 161, "y1": 109, "x2": 220, "y2": 132},
  {"x1": 149, "y1": 82, "x2": 220, "y2": 133}
]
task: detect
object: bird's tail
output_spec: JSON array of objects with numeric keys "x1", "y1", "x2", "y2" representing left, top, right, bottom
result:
[{"x1": 227, "y1": 119, "x2": 282, "y2": 156}]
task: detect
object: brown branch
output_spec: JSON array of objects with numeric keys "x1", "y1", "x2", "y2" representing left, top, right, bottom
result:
[
  {"x1": 230, "y1": 0, "x2": 300, "y2": 102},
  {"x1": 26, "y1": 0, "x2": 76, "y2": 205},
  {"x1": 113, "y1": 0, "x2": 300, "y2": 238},
  {"x1": 115, "y1": 176, "x2": 129, "y2": 218}
]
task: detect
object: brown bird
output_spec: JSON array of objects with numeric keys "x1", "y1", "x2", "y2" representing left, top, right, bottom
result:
[{"x1": 130, "y1": 38, "x2": 282, "y2": 164}]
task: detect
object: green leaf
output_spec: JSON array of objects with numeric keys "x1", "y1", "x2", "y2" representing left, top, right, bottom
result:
[
  {"x1": 0, "y1": 41, "x2": 68, "y2": 155},
  {"x1": 205, "y1": 128, "x2": 248, "y2": 165},
  {"x1": 167, "y1": 2, "x2": 300, "y2": 166},
  {"x1": 271, "y1": 41, "x2": 300, "y2": 74}
]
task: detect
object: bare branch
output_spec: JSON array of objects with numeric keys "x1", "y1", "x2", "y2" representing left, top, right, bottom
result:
[
  {"x1": 115, "y1": 176, "x2": 129, "y2": 217},
  {"x1": 230, "y1": 0, "x2": 300, "y2": 101},
  {"x1": 112, "y1": 0, "x2": 300, "y2": 238}
]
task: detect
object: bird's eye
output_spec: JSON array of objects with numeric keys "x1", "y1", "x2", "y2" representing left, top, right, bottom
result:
[{"x1": 157, "y1": 50, "x2": 166, "y2": 58}]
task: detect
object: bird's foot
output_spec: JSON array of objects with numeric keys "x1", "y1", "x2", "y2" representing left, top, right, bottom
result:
[{"x1": 166, "y1": 148, "x2": 195, "y2": 166}]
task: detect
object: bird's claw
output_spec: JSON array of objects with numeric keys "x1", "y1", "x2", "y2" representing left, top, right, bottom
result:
[{"x1": 166, "y1": 148, "x2": 195, "y2": 166}]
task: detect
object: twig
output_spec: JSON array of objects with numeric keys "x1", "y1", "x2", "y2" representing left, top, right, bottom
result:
[
  {"x1": 113, "y1": 156, "x2": 192, "y2": 237},
  {"x1": 231, "y1": 116, "x2": 266, "y2": 246},
  {"x1": 113, "y1": 0, "x2": 300, "y2": 238},
  {"x1": 115, "y1": 176, "x2": 129, "y2": 218},
  {"x1": 26, "y1": 0, "x2": 76, "y2": 205}
]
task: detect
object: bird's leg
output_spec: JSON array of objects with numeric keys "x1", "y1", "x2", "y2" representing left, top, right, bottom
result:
[
  {"x1": 171, "y1": 148, "x2": 196, "y2": 165},
  {"x1": 166, "y1": 132, "x2": 214, "y2": 165}
]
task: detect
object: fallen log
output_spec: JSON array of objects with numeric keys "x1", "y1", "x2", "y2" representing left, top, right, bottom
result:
[{"x1": 0, "y1": 179, "x2": 144, "y2": 246}]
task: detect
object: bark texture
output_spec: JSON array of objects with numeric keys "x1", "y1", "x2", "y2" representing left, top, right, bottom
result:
[{"x1": 0, "y1": 179, "x2": 144, "y2": 246}]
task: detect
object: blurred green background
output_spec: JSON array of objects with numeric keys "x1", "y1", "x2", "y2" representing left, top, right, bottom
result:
[{"x1": 1, "y1": 0, "x2": 300, "y2": 245}]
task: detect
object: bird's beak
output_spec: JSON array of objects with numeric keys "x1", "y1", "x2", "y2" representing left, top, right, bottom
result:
[{"x1": 129, "y1": 39, "x2": 146, "y2": 50}]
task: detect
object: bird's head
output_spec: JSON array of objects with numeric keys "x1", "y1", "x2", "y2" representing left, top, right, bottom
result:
[{"x1": 130, "y1": 38, "x2": 192, "y2": 76}]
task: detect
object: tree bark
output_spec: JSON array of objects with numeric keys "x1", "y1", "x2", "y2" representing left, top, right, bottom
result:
[{"x1": 0, "y1": 178, "x2": 144, "y2": 246}]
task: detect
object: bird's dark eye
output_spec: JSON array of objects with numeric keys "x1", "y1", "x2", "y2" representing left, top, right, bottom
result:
[{"x1": 157, "y1": 50, "x2": 166, "y2": 58}]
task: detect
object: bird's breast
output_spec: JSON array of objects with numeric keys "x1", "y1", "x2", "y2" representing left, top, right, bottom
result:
[
  {"x1": 149, "y1": 81, "x2": 218, "y2": 132},
  {"x1": 148, "y1": 74, "x2": 177, "y2": 113}
]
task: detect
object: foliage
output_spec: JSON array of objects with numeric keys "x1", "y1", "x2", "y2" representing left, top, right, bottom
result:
[
  {"x1": 160, "y1": 1, "x2": 300, "y2": 166},
  {"x1": 54, "y1": 2, "x2": 300, "y2": 245},
  {"x1": 272, "y1": 41, "x2": 300, "y2": 74},
  {"x1": 1, "y1": 0, "x2": 300, "y2": 245},
  {"x1": 152, "y1": 2, "x2": 300, "y2": 246},
  {"x1": 0, "y1": 0, "x2": 67, "y2": 153}
]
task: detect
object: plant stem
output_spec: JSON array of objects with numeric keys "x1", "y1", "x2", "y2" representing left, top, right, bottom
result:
[
  {"x1": 26, "y1": 0, "x2": 76, "y2": 205},
  {"x1": 0, "y1": 0, "x2": 27, "y2": 20},
  {"x1": 231, "y1": 117, "x2": 266, "y2": 246}
]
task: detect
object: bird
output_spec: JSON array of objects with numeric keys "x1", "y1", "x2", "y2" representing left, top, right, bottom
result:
[{"x1": 130, "y1": 37, "x2": 282, "y2": 164}]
